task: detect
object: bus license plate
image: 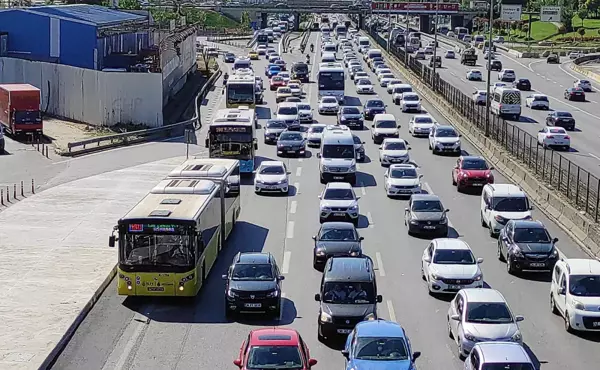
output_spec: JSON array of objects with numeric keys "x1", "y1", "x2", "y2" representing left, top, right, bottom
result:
[
  {"x1": 147, "y1": 287, "x2": 164, "y2": 292},
  {"x1": 337, "y1": 329, "x2": 352, "y2": 334},
  {"x1": 333, "y1": 176, "x2": 344, "y2": 180},
  {"x1": 245, "y1": 303, "x2": 262, "y2": 308},
  {"x1": 530, "y1": 263, "x2": 545, "y2": 267}
]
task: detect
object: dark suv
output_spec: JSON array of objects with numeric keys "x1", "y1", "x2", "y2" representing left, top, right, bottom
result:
[
  {"x1": 223, "y1": 252, "x2": 285, "y2": 318},
  {"x1": 498, "y1": 220, "x2": 559, "y2": 275},
  {"x1": 487, "y1": 60, "x2": 502, "y2": 71},
  {"x1": 315, "y1": 256, "x2": 383, "y2": 342}
]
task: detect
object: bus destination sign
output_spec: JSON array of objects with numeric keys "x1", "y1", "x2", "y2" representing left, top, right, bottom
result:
[
  {"x1": 371, "y1": 2, "x2": 459, "y2": 14},
  {"x1": 128, "y1": 224, "x2": 184, "y2": 233},
  {"x1": 213, "y1": 126, "x2": 252, "y2": 133}
]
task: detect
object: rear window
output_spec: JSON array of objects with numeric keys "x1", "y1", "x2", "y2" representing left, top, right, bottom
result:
[
  {"x1": 533, "y1": 96, "x2": 548, "y2": 101},
  {"x1": 549, "y1": 128, "x2": 567, "y2": 134},
  {"x1": 556, "y1": 112, "x2": 573, "y2": 117},
  {"x1": 581, "y1": 80, "x2": 590, "y2": 84}
]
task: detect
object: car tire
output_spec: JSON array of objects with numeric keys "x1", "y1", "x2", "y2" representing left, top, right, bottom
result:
[
  {"x1": 550, "y1": 294, "x2": 559, "y2": 315},
  {"x1": 319, "y1": 173, "x2": 326, "y2": 184},
  {"x1": 497, "y1": 241, "x2": 505, "y2": 261},
  {"x1": 457, "y1": 338, "x2": 465, "y2": 360},
  {"x1": 489, "y1": 225, "x2": 497, "y2": 238},
  {"x1": 447, "y1": 319, "x2": 454, "y2": 339},
  {"x1": 480, "y1": 212, "x2": 487, "y2": 227},
  {"x1": 506, "y1": 256, "x2": 517, "y2": 275},
  {"x1": 564, "y1": 312, "x2": 574, "y2": 333},
  {"x1": 452, "y1": 175, "x2": 457, "y2": 186},
  {"x1": 317, "y1": 326, "x2": 326, "y2": 343}
]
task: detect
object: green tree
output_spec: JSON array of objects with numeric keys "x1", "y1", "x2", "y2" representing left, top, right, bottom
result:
[
  {"x1": 118, "y1": 0, "x2": 141, "y2": 10},
  {"x1": 510, "y1": 21, "x2": 518, "y2": 36},
  {"x1": 585, "y1": 0, "x2": 600, "y2": 16},
  {"x1": 578, "y1": 7, "x2": 588, "y2": 27},
  {"x1": 578, "y1": 27, "x2": 586, "y2": 40},
  {"x1": 561, "y1": 3, "x2": 575, "y2": 32},
  {"x1": 240, "y1": 11, "x2": 251, "y2": 29}
]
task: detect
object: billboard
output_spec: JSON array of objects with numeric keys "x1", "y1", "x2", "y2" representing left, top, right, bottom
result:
[
  {"x1": 371, "y1": 2, "x2": 460, "y2": 14},
  {"x1": 540, "y1": 6, "x2": 561, "y2": 22},
  {"x1": 500, "y1": 4, "x2": 522, "y2": 21}
]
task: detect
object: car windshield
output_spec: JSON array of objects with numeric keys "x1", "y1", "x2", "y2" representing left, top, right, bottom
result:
[
  {"x1": 289, "y1": 84, "x2": 299, "y2": 89},
  {"x1": 231, "y1": 263, "x2": 274, "y2": 281},
  {"x1": 549, "y1": 128, "x2": 566, "y2": 134},
  {"x1": 309, "y1": 126, "x2": 324, "y2": 133},
  {"x1": 492, "y1": 197, "x2": 528, "y2": 212},
  {"x1": 278, "y1": 107, "x2": 298, "y2": 115},
  {"x1": 581, "y1": 80, "x2": 590, "y2": 84},
  {"x1": 297, "y1": 104, "x2": 310, "y2": 111},
  {"x1": 556, "y1": 112, "x2": 573, "y2": 118},
  {"x1": 322, "y1": 144, "x2": 355, "y2": 158},
  {"x1": 412, "y1": 200, "x2": 443, "y2": 212},
  {"x1": 482, "y1": 364, "x2": 535, "y2": 370},
  {"x1": 367, "y1": 100, "x2": 384, "y2": 107},
  {"x1": 319, "y1": 227, "x2": 357, "y2": 241},
  {"x1": 403, "y1": 95, "x2": 419, "y2": 101},
  {"x1": 466, "y1": 302, "x2": 513, "y2": 324},
  {"x1": 513, "y1": 227, "x2": 551, "y2": 243},
  {"x1": 260, "y1": 166, "x2": 285, "y2": 175},
  {"x1": 462, "y1": 159, "x2": 488, "y2": 170},
  {"x1": 390, "y1": 168, "x2": 417, "y2": 178},
  {"x1": 246, "y1": 346, "x2": 303, "y2": 369},
  {"x1": 280, "y1": 133, "x2": 302, "y2": 141},
  {"x1": 377, "y1": 121, "x2": 397, "y2": 129},
  {"x1": 534, "y1": 96, "x2": 548, "y2": 101},
  {"x1": 226, "y1": 53, "x2": 234, "y2": 58},
  {"x1": 436, "y1": 128, "x2": 458, "y2": 137},
  {"x1": 433, "y1": 249, "x2": 476, "y2": 264},
  {"x1": 322, "y1": 282, "x2": 375, "y2": 304},
  {"x1": 354, "y1": 337, "x2": 409, "y2": 361},
  {"x1": 322, "y1": 97, "x2": 337, "y2": 104},
  {"x1": 279, "y1": 88, "x2": 291, "y2": 94},
  {"x1": 267, "y1": 121, "x2": 286, "y2": 128},
  {"x1": 324, "y1": 188, "x2": 354, "y2": 200},
  {"x1": 357, "y1": 79, "x2": 371, "y2": 85},
  {"x1": 384, "y1": 142, "x2": 405, "y2": 150},
  {"x1": 414, "y1": 117, "x2": 433, "y2": 124},
  {"x1": 343, "y1": 107, "x2": 360, "y2": 114},
  {"x1": 569, "y1": 275, "x2": 600, "y2": 297}
]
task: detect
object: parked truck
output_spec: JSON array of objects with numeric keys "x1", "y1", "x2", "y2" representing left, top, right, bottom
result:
[
  {"x1": 460, "y1": 48, "x2": 478, "y2": 66},
  {"x1": 0, "y1": 84, "x2": 43, "y2": 136}
]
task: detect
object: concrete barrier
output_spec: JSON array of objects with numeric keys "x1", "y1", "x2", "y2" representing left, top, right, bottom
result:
[
  {"x1": 363, "y1": 31, "x2": 600, "y2": 259},
  {"x1": 572, "y1": 64, "x2": 600, "y2": 84}
]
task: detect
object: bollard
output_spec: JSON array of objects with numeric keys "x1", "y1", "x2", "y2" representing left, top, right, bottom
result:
[
  {"x1": 45, "y1": 146, "x2": 49, "y2": 158},
  {"x1": 1, "y1": 189, "x2": 3, "y2": 206},
  {"x1": 20, "y1": 181, "x2": 24, "y2": 197},
  {"x1": 31, "y1": 179, "x2": 35, "y2": 194},
  {"x1": 6, "y1": 186, "x2": 9, "y2": 202},
  {"x1": 13, "y1": 184, "x2": 17, "y2": 199},
  {"x1": 37, "y1": 142, "x2": 40, "y2": 151}
]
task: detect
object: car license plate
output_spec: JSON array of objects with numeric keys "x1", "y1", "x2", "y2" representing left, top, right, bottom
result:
[
  {"x1": 423, "y1": 226, "x2": 436, "y2": 229},
  {"x1": 334, "y1": 212, "x2": 346, "y2": 217},
  {"x1": 287, "y1": 150, "x2": 295, "y2": 153},
  {"x1": 337, "y1": 329, "x2": 352, "y2": 334},
  {"x1": 333, "y1": 176, "x2": 344, "y2": 180},
  {"x1": 593, "y1": 321, "x2": 600, "y2": 327},
  {"x1": 244, "y1": 303, "x2": 262, "y2": 308},
  {"x1": 472, "y1": 183, "x2": 483, "y2": 186},
  {"x1": 265, "y1": 186, "x2": 277, "y2": 189},
  {"x1": 530, "y1": 262, "x2": 545, "y2": 267},
  {"x1": 448, "y1": 285, "x2": 461, "y2": 290}
]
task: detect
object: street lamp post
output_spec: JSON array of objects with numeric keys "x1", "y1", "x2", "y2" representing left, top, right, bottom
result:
[
  {"x1": 387, "y1": 7, "x2": 392, "y2": 52},
  {"x1": 405, "y1": 9, "x2": 409, "y2": 66},
  {"x1": 431, "y1": 0, "x2": 440, "y2": 89},
  {"x1": 484, "y1": 0, "x2": 494, "y2": 137}
]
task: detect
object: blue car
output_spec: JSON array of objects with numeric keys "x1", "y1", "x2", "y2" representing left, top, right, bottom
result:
[
  {"x1": 342, "y1": 320, "x2": 421, "y2": 370},
  {"x1": 265, "y1": 64, "x2": 281, "y2": 77}
]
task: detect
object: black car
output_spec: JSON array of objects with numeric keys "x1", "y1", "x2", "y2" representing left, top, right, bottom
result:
[
  {"x1": 363, "y1": 98, "x2": 386, "y2": 120},
  {"x1": 263, "y1": 119, "x2": 288, "y2": 144},
  {"x1": 404, "y1": 194, "x2": 450, "y2": 237},
  {"x1": 547, "y1": 54, "x2": 560, "y2": 64},
  {"x1": 277, "y1": 131, "x2": 306, "y2": 157},
  {"x1": 353, "y1": 134, "x2": 366, "y2": 162},
  {"x1": 546, "y1": 111, "x2": 576, "y2": 130},
  {"x1": 487, "y1": 60, "x2": 502, "y2": 71},
  {"x1": 564, "y1": 87, "x2": 585, "y2": 101},
  {"x1": 223, "y1": 52, "x2": 236, "y2": 63},
  {"x1": 498, "y1": 220, "x2": 559, "y2": 275},
  {"x1": 315, "y1": 256, "x2": 382, "y2": 342},
  {"x1": 223, "y1": 252, "x2": 284, "y2": 318},
  {"x1": 291, "y1": 62, "x2": 309, "y2": 82},
  {"x1": 338, "y1": 106, "x2": 364, "y2": 130},
  {"x1": 312, "y1": 222, "x2": 364, "y2": 270},
  {"x1": 513, "y1": 79, "x2": 531, "y2": 91}
]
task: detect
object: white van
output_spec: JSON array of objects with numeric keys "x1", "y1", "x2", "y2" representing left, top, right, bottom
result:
[
  {"x1": 322, "y1": 43, "x2": 337, "y2": 53},
  {"x1": 233, "y1": 57, "x2": 252, "y2": 71},
  {"x1": 364, "y1": 48, "x2": 383, "y2": 62},
  {"x1": 480, "y1": 184, "x2": 532, "y2": 237},
  {"x1": 321, "y1": 52, "x2": 336, "y2": 63},
  {"x1": 317, "y1": 127, "x2": 357, "y2": 185},
  {"x1": 357, "y1": 36, "x2": 370, "y2": 49},
  {"x1": 491, "y1": 87, "x2": 522, "y2": 119},
  {"x1": 473, "y1": 35, "x2": 485, "y2": 46}
]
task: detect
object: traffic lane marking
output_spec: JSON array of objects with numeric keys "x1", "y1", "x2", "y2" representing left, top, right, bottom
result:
[
  {"x1": 386, "y1": 300, "x2": 397, "y2": 322},
  {"x1": 282, "y1": 251, "x2": 292, "y2": 273},
  {"x1": 296, "y1": 167, "x2": 302, "y2": 177},
  {"x1": 286, "y1": 221, "x2": 295, "y2": 239},
  {"x1": 290, "y1": 200, "x2": 297, "y2": 214},
  {"x1": 375, "y1": 252, "x2": 386, "y2": 277}
]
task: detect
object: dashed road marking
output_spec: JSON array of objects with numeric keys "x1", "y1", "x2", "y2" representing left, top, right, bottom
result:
[
  {"x1": 387, "y1": 300, "x2": 397, "y2": 322},
  {"x1": 588, "y1": 152, "x2": 600, "y2": 161},
  {"x1": 282, "y1": 251, "x2": 292, "y2": 273},
  {"x1": 286, "y1": 221, "x2": 295, "y2": 239},
  {"x1": 296, "y1": 167, "x2": 302, "y2": 177},
  {"x1": 423, "y1": 182, "x2": 434, "y2": 194},
  {"x1": 367, "y1": 212, "x2": 374, "y2": 228},
  {"x1": 375, "y1": 252, "x2": 386, "y2": 276},
  {"x1": 290, "y1": 200, "x2": 297, "y2": 214},
  {"x1": 294, "y1": 182, "x2": 300, "y2": 192}
]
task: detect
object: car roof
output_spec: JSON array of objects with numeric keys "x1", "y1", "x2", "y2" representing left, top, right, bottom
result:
[
  {"x1": 435, "y1": 125, "x2": 456, "y2": 131},
  {"x1": 374, "y1": 113, "x2": 395, "y2": 120},
  {"x1": 564, "y1": 258, "x2": 600, "y2": 275},
  {"x1": 324, "y1": 256, "x2": 374, "y2": 282},
  {"x1": 260, "y1": 161, "x2": 285, "y2": 168},
  {"x1": 355, "y1": 320, "x2": 407, "y2": 338},
  {"x1": 531, "y1": 93, "x2": 547, "y2": 97},
  {"x1": 237, "y1": 252, "x2": 273, "y2": 264},
  {"x1": 485, "y1": 184, "x2": 526, "y2": 197},
  {"x1": 249, "y1": 327, "x2": 300, "y2": 346},
  {"x1": 461, "y1": 155, "x2": 485, "y2": 161},
  {"x1": 321, "y1": 221, "x2": 356, "y2": 230},
  {"x1": 411, "y1": 194, "x2": 440, "y2": 202},
  {"x1": 402, "y1": 92, "x2": 418, "y2": 96},
  {"x1": 434, "y1": 238, "x2": 471, "y2": 250},
  {"x1": 390, "y1": 163, "x2": 417, "y2": 169},
  {"x1": 326, "y1": 182, "x2": 353, "y2": 190},
  {"x1": 462, "y1": 288, "x2": 506, "y2": 303},
  {"x1": 310, "y1": 123, "x2": 327, "y2": 127},
  {"x1": 476, "y1": 342, "x2": 531, "y2": 363},
  {"x1": 510, "y1": 219, "x2": 544, "y2": 228},
  {"x1": 366, "y1": 98, "x2": 384, "y2": 103},
  {"x1": 382, "y1": 138, "x2": 406, "y2": 144}
]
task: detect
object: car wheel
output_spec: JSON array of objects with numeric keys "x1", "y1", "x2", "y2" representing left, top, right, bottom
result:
[
  {"x1": 489, "y1": 225, "x2": 496, "y2": 238},
  {"x1": 564, "y1": 311, "x2": 574, "y2": 333},
  {"x1": 225, "y1": 305, "x2": 235, "y2": 319},
  {"x1": 506, "y1": 256, "x2": 517, "y2": 275},
  {"x1": 497, "y1": 241, "x2": 505, "y2": 261},
  {"x1": 421, "y1": 264, "x2": 426, "y2": 281},
  {"x1": 481, "y1": 212, "x2": 487, "y2": 227},
  {"x1": 447, "y1": 318, "x2": 454, "y2": 339},
  {"x1": 457, "y1": 338, "x2": 465, "y2": 360},
  {"x1": 317, "y1": 325, "x2": 326, "y2": 342},
  {"x1": 550, "y1": 293, "x2": 559, "y2": 315},
  {"x1": 452, "y1": 175, "x2": 457, "y2": 186}
]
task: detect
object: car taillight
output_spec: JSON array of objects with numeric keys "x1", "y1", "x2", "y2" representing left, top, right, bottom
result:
[
  {"x1": 565, "y1": 136, "x2": 570, "y2": 139},
  {"x1": 546, "y1": 135, "x2": 554, "y2": 138}
]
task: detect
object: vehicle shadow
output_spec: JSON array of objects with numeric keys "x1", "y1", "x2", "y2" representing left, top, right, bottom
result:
[
  {"x1": 523, "y1": 343, "x2": 545, "y2": 370},
  {"x1": 123, "y1": 221, "x2": 269, "y2": 324},
  {"x1": 320, "y1": 337, "x2": 346, "y2": 351},
  {"x1": 356, "y1": 171, "x2": 377, "y2": 187},
  {"x1": 359, "y1": 155, "x2": 372, "y2": 164},
  {"x1": 516, "y1": 271, "x2": 552, "y2": 283},
  {"x1": 233, "y1": 297, "x2": 297, "y2": 326},
  {"x1": 356, "y1": 214, "x2": 371, "y2": 229}
]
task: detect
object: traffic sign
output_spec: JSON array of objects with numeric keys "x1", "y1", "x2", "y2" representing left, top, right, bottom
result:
[
  {"x1": 540, "y1": 6, "x2": 561, "y2": 22},
  {"x1": 371, "y1": 2, "x2": 459, "y2": 14}
]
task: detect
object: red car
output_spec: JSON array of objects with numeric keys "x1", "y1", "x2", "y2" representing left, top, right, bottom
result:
[
  {"x1": 270, "y1": 76, "x2": 286, "y2": 91},
  {"x1": 234, "y1": 328, "x2": 318, "y2": 369},
  {"x1": 452, "y1": 156, "x2": 494, "y2": 191}
]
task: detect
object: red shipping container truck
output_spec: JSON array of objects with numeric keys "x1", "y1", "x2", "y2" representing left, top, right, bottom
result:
[{"x1": 0, "y1": 84, "x2": 43, "y2": 136}]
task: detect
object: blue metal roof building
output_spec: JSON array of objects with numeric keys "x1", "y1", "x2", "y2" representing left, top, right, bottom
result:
[{"x1": 0, "y1": 5, "x2": 151, "y2": 70}]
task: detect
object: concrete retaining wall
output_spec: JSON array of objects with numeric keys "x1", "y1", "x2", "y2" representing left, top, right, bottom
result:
[{"x1": 571, "y1": 64, "x2": 600, "y2": 84}]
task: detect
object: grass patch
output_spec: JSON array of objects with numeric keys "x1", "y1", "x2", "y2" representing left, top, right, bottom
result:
[{"x1": 205, "y1": 11, "x2": 240, "y2": 29}]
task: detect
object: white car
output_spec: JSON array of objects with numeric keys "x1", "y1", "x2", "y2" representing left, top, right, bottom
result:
[
  {"x1": 525, "y1": 94, "x2": 550, "y2": 109},
  {"x1": 353, "y1": 71, "x2": 369, "y2": 81},
  {"x1": 318, "y1": 96, "x2": 340, "y2": 114},
  {"x1": 444, "y1": 50, "x2": 455, "y2": 59},
  {"x1": 493, "y1": 36, "x2": 505, "y2": 43},
  {"x1": 392, "y1": 84, "x2": 413, "y2": 104},
  {"x1": 386, "y1": 79, "x2": 403, "y2": 93},
  {"x1": 472, "y1": 90, "x2": 487, "y2": 105},
  {"x1": 383, "y1": 163, "x2": 422, "y2": 197},
  {"x1": 569, "y1": 51, "x2": 584, "y2": 59},
  {"x1": 306, "y1": 123, "x2": 326, "y2": 147},
  {"x1": 484, "y1": 51, "x2": 495, "y2": 59},
  {"x1": 379, "y1": 138, "x2": 411, "y2": 165},
  {"x1": 466, "y1": 69, "x2": 482, "y2": 81},
  {"x1": 256, "y1": 45, "x2": 267, "y2": 55},
  {"x1": 538, "y1": 126, "x2": 570, "y2": 150},
  {"x1": 254, "y1": 161, "x2": 289, "y2": 194},
  {"x1": 424, "y1": 45, "x2": 434, "y2": 54},
  {"x1": 408, "y1": 114, "x2": 436, "y2": 137},
  {"x1": 355, "y1": 79, "x2": 374, "y2": 94},
  {"x1": 375, "y1": 67, "x2": 392, "y2": 77},
  {"x1": 421, "y1": 238, "x2": 484, "y2": 294},
  {"x1": 379, "y1": 74, "x2": 396, "y2": 86},
  {"x1": 278, "y1": 71, "x2": 291, "y2": 82},
  {"x1": 429, "y1": 125, "x2": 461, "y2": 154},
  {"x1": 318, "y1": 182, "x2": 360, "y2": 225},
  {"x1": 288, "y1": 83, "x2": 303, "y2": 96},
  {"x1": 399, "y1": 92, "x2": 421, "y2": 113},
  {"x1": 296, "y1": 103, "x2": 313, "y2": 123},
  {"x1": 574, "y1": 79, "x2": 592, "y2": 92},
  {"x1": 347, "y1": 60, "x2": 361, "y2": 69},
  {"x1": 498, "y1": 69, "x2": 516, "y2": 82}
]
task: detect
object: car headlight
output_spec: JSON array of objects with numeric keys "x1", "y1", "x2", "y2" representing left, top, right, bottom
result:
[
  {"x1": 278, "y1": 179, "x2": 287, "y2": 184},
  {"x1": 456, "y1": 140, "x2": 461, "y2": 146},
  {"x1": 350, "y1": 164, "x2": 356, "y2": 171},
  {"x1": 267, "y1": 290, "x2": 279, "y2": 298},
  {"x1": 364, "y1": 313, "x2": 376, "y2": 321},
  {"x1": 255, "y1": 179, "x2": 263, "y2": 184},
  {"x1": 227, "y1": 289, "x2": 238, "y2": 298},
  {"x1": 430, "y1": 273, "x2": 440, "y2": 281},
  {"x1": 474, "y1": 273, "x2": 483, "y2": 281},
  {"x1": 464, "y1": 333, "x2": 477, "y2": 342},
  {"x1": 322, "y1": 165, "x2": 330, "y2": 172},
  {"x1": 494, "y1": 215, "x2": 507, "y2": 224},
  {"x1": 349, "y1": 204, "x2": 358, "y2": 211},
  {"x1": 512, "y1": 246, "x2": 524, "y2": 258},
  {"x1": 440, "y1": 217, "x2": 448, "y2": 224},
  {"x1": 573, "y1": 300, "x2": 585, "y2": 310},
  {"x1": 511, "y1": 332, "x2": 522, "y2": 342},
  {"x1": 320, "y1": 312, "x2": 333, "y2": 323},
  {"x1": 551, "y1": 248, "x2": 559, "y2": 257},
  {"x1": 350, "y1": 251, "x2": 360, "y2": 257},
  {"x1": 315, "y1": 248, "x2": 326, "y2": 256}
]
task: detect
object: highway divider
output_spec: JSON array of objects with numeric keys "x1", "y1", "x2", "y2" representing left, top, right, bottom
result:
[
  {"x1": 63, "y1": 67, "x2": 222, "y2": 157},
  {"x1": 363, "y1": 27, "x2": 600, "y2": 259},
  {"x1": 299, "y1": 21, "x2": 313, "y2": 54}
]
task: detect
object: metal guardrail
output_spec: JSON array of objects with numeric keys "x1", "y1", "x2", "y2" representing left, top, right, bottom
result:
[
  {"x1": 65, "y1": 67, "x2": 223, "y2": 156},
  {"x1": 367, "y1": 25, "x2": 600, "y2": 223},
  {"x1": 574, "y1": 53, "x2": 600, "y2": 65}
]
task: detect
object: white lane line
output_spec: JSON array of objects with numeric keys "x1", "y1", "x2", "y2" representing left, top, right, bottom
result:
[
  {"x1": 296, "y1": 167, "x2": 302, "y2": 177},
  {"x1": 423, "y1": 182, "x2": 434, "y2": 194},
  {"x1": 298, "y1": 158, "x2": 304, "y2": 162},
  {"x1": 590, "y1": 100, "x2": 598, "y2": 104},
  {"x1": 286, "y1": 221, "x2": 295, "y2": 239},
  {"x1": 559, "y1": 62, "x2": 600, "y2": 91},
  {"x1": 282, "y1": 251, "x2": 292, "y2": 273},
  {"x1": 375, "y1": 252, "x2": 386, "y2": 276},
  {"x1": 588, "y1": 152, "x2": 600, "y2": 161},
  {"x1": 387, "y1": 300, "x2": 397, "y2": 322},
  {"x1": 536, "y1": 73, "x2": 541, "y2": 76},
  {"x1": 294, "y1": 182, "x2": 300, "y2": 192},
  {"x1": 367, "y1": 211, "x2": 374, "y2": 228},
  {"x1": 553, "y1": 81, "x2": 558, "y2": 84},
  {"x1": 290, "y1": 200, "x2": 297, "y2": 214},
  {"x1": 560, "y1": 84, "x2": 564, "y2": 87},
  {"x1": 104, "y1": 306, "x2": 153, "y2": 370}
]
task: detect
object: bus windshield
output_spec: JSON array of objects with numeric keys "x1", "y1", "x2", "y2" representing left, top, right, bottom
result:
[
  {"x1": 121, "y1": 230, "x2": 194, "y2": 270},
  {"x1": 227, "y1": 83, "x2": 255, "y2": 104},
  {"x1": 319, "y1": 71, "x2": 344, "y2": 90},
  {"x1": 209, "y1": 126, "x2": 254, "y2": 160}
]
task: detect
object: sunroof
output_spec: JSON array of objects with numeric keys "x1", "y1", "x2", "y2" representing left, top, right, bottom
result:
[{"x1": 258, "y1": 335, "x2": 292, "y2": 341}]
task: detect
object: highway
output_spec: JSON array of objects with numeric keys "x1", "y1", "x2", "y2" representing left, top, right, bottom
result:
[{"x1": 49, "y1": 29, "x2": 600, "y2": 370}]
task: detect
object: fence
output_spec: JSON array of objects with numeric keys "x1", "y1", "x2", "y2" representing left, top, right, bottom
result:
[
  {"x1": 0, "y1": 57, "x2": 163, "y2": 128},
  {"x1": 366, "y1": 25, "x2": 600, "y2": 223}
]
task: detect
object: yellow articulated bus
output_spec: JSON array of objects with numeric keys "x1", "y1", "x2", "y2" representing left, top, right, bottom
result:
[{"x1": 109, "y1": 158, "x2": 241, "y2": 297}]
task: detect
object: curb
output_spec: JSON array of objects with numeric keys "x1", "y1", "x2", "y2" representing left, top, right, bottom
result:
[
  {"x1": 39, "y1": 264, "x2": 117, "y2": 370},
  {"x1": 364, "y1": 32, "x2": 600, "y2": 260}
]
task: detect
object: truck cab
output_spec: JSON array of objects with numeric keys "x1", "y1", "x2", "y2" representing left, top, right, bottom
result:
[{"x1": 460, "y1": 48, "x2": 478, "y2": 66}]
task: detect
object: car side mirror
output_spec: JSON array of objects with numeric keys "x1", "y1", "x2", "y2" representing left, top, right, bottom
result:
[
  {"x1": 278, "y1": 275, "x2": 285, "y2": 281},
  {"x1": 308, "y1": 358, "x2": 318, "y2": 367},
  {"x1": 222, "y1": 274, "x2": 228, "y2": 280},
  {"x1": 553, "y1": 237, "x2": 559, "y2": 243},
  {"x1": 404, "y1": 207, "x2": 409, "y2": 212},
  {"x1": 312, "y1": 235, "x2": 317, "y2": 240},
  {"x1": 489, "y1": 166, "x2": 494, "y2": 170},
  {"x1": 318, "y1": 195, "x2": 322, "y2": 199},
  {"x1": 362, "y1": 141, "x2": 365, "y2": 144},
  {"x1": 559, "y1": 286, "x2": 566, "y2": 295},
  {"x1": 453, "y1": 166, "x2": 458, "y2": 169},
  {"x1": 529, "y1": 205, "x2": 534, "y2": 210},
  {"x1": 515, "y1": 315, "x2": 525, "y2": 322},
  {"x1": 378, "y1": 145, "x2": 382, "y2": 150},
  {"x1": 451, "y1": 314, "x2": 460, "y2": 321},
  {"x1": 376, "y1": 294, "x2": 383, "y2": 303},
  {"x1": 205, "y1": 138, "x2": 209, "y2": 148},
  {"x1": 444, "y1": 209, "x2": 450, "y2": 213},
  {"x1": 412, "y1": 351, "x2": 421, "y2": 361},
  {"x1": 408, "y1": 146, "x2": 412, "y2": 150},
  {"x1": 341, "y1": 350, "x2": 350, "y2": 359},
  {"x1": 359, "y1": 236, "x2": 365, "y2": 241},
  {"x1": 477, "y1": 257, "x2": 484, "y2": 264},
  {"x1": 108, "y1": 235, "x2": 116, "y2": 248},
  {"x1": 317, "y1": 153, "x2": 321, "y2": 158},
  {"x1": 424, "y1": 256, "x2": 431, "y2": 263},
  {"x1": 372, "y1": 124, "x2": 375, "y2": 128},
  {"x1": 458, "y1": 134, "x2": 462, "y2": 137},
  {"x1": 356, "y1": 196, "x2": 361, "y2": 200},
  {"x1": 314, "y1": 293, "x2": 321, "y2": 301},
  {"x1": 233, "y1": 359, "x2": 242, "y2": 367}
]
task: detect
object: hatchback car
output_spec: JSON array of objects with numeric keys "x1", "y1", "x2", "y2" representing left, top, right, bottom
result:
[
  {"x1": 296, "y1": 103, "x2": 313, "y2": 123},
  {"x1": 399, "y1": 92, "x2": 421, "y2": 113},
  {"x1": 574, "y1": 79, "x2": 592, "y2": 92},
  {"x1": 513, "y1": 78, "x2": 531, "y2": 91},
  {"x1": 254, "y1": 161, "x2": 289, "y2": 194},
  {"x1": 319, "y1": 96, "x2": 340, "y2": 114},
  {"x1": 223, "y1": 52, "x2": 236, "y2": 63},
  {"x1": 319, "y1": 182, "x2": 360, "y2": 225},
  {"x1": 422, "y1": 238, "x2": 484, "y2": 294},
  {"x1": 404, "y1": 194, "x2": 449, "y2": 237},
  {"x1": 270, "y1": 76, "x2": 286, "y2": 91},
  {"x1": 233, "y1": 328, "x2": 317, "y2": 369},
  {"x1": 466, "y1": 69, "x2": 482, "y2": 81},
  {"x1": 547, "y1": 53, "x2": 560, "y2": 63},
  {"x1": 338, "y1": 106, "x2": 364, "y2": 130},
  {"x1": 564, "y1": 87, "x2": 585, "y2": 101},
  {"x1": 537, "y1": 126, "x2": 570, "y2": 150},
  {"x1": 384, "y1": 163, "x2": 422, "y2": 197},
  {"x1": 472, "y1": 90, "x2": 487, "y2": 106},
  {"x1": 525, "y1": 93, "x2": 550, "y2": 110},
  {"x1": 312, "y1": 222, "x2": 363, "y2": 269},
  {"x1": 288, "y1": 83, "x2": 303, "y2": 97},
  {"x1": 429, "y1": 125, "x2": 461, "y2": 155},
  {"x1": 466, "y1": 342, "x2": 534, "y2": 370},
  {"x1": 546, "y1": 111, "x2": 575, "y2": 130},
  {"x1": 379, "y1": 138, "x2": 410, "y2": 166},
  {"x1": 307, "y1": 124, "x2": 326, "y2": 147},
  {"x1": 265, "y1": 64, "x2": 281, "y2": 77},
  {"x1": 445, "y1": 50, "x2": 455, "y2": 59},
  {"x1": 487, "y1": 60, "x2": 502, "y2": 71},
  {"x1": 223, "y1": 252, "x2": 285, "y2": 318},
  {"x1": 448, "y1": 289, "x2": 524, "y2": 360},
  {"x1": 452, "y1": 156, "x2": 494, "y2": 191},
  {"x1": 277, "y1": 131, "x2": 306, "y2": 157}
]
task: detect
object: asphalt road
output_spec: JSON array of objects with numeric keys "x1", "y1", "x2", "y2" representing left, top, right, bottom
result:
[
  {"x1": 414, "y1": 32, "x2": 600, "y2": 180},
  {"x1": 50, "y1": 31, "x2": 600, "y2": 370}
]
